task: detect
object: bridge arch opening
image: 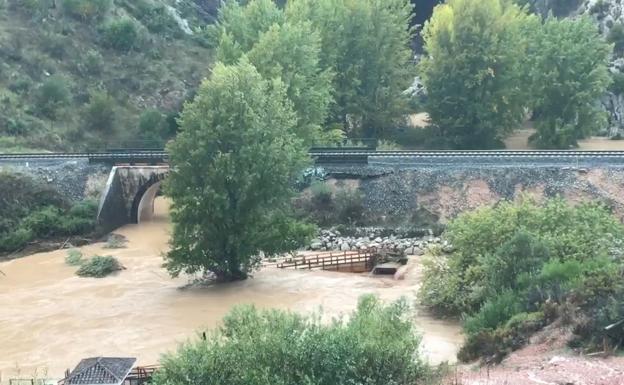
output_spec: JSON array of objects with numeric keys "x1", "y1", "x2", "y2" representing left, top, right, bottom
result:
[
  {"x1": 130, "y1": 174, "x2": 167, "y2": 224},
  {"x1": 136, "y1": 181, "x2": 163, "y2": 223}
]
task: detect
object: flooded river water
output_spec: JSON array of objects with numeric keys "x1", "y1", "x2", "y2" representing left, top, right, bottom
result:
[{"x1": 0, "y1": 198, "x2": 462, "y2": 380}]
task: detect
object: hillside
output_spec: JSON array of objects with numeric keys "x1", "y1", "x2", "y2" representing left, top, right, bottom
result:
[{"x1": 0, "y1": 0, "x2": 217, "y2": 152}]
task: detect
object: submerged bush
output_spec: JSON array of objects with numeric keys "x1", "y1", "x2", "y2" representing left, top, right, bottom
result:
[
  {"x1": 153, "y1": 295, "x2": 427, "y2": 385},
  {"x1": 76, "y1": 255, "x2": 121, "y2": 277}
]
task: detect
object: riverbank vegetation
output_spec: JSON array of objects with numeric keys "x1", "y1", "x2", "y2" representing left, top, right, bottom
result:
[
  {"x1": 153, "y1": 295, "x2": 430, "y2": 385},
  {"x1": 0, "y1": 172, "x2": 98, "y2": 254},
  {"x1": 420, "y1": 198, "x2": 624, "y2": 361}
]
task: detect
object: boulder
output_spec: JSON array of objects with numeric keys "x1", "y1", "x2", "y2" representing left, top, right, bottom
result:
[{"x1": 310, "y1": 239, "x2": 323, "y2": 250}]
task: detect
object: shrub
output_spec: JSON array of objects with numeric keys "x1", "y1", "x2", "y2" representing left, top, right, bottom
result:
[
  {"x1": 334, "y1": 188, "x2": 365, "y2": 225},
  {"x1": 0, "y1": 227, "x2": 33, "y2": 252},
  {"x1": 76, "y1": 255, "x2": 121, "y2": 277},
  {"x1": 463, "y1": 291, "x2": 523, "y2": 336},
  {"x1": 138, "y1": 109, "x2": 167, "y2": 144},
  {"x1": 22, "y1": 206, "x2": 64, "y2": 237},
  {"x1": 35, "y1": 76, "x2": 71, "y2": 120},
  {"x1": 609, "y1": 72, "x2": 624, "y2": 94},
  {"x1": 0, "y1": 171, "x2": 66, "y2": 235},
  {"x1": 420, "y1": 198, "x2": 624, "y2": 360},
  {"x1": 101, "y1": 18, "x2": 141, "y2": 52},
  {"x1": 608, "y1": 23, "x2": 624, "y2": 56},
  {"x1": 82, "y1": 91, "x2": 115, "y2": 132},
  {"x1": 153, "y1": 295, "x2": 428, "y2": 385},
  {"x1": 65, "y1": 249, "x2": 84, "y2": 266},
  {"x1": 79, "y1": 50, "x2": 104, "y2": 76},
  {"x1": 62, "y1": 0, "x2": 111, "y2": 21}
]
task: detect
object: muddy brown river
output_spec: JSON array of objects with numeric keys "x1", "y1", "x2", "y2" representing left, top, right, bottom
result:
[{"x1": 0, "y1": 198, "x2": 462, "y2": 381}]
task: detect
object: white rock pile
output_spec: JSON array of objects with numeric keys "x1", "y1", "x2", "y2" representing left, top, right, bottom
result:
[{"x1": 308, "y1": 228, "x2": 454, "y2": 255}]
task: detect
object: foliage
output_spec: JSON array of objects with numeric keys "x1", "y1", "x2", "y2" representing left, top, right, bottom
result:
[
  {"x1": 62, "y1": 0, "x2": 111, "y2": 21},
  {"x1": 0, "y1": 171, "x2": 66, "y2": 235},
  {"x1": 608, "y1": 23, "x2": 624, "y2": 56},
  {"x1": 463, "y1": 290, "x2": 523, "y2": 336},
  {"x1": 420, "y1": 198, "x2": 624, "y2": 360},
  {"x1": 137, "y1": 109, "x2": 169, "y2": 144},
  {"x1": 529, "y1": 16, "x2": 612, "y2": 148},
  {"x1": 76, "y1": 255, "x2": 121, "y2": 277},
  {"x1": 610, "y1": 72, "x2": 624, "y2": 95},
  {"x1": 287, "y1": 0, "x2": 416, "y2": 137},
  {"x1": 420, "y1": 0, "x2": 535, "y2": 149},
  {"x1": 65, "y1": 249, "x2": 84, "y2": 266},
  {"x1": 101, "y1": 18, "x2": 141, "y2": 52},
  {"x1": 212, "y1": 2, "x2": 332, "y2": 144},
  {"x1": 0, "y1": 172, "x2": 96, "y2": 253},
  {"x1": 297, "y1": 182, "x2": 366, "y2": 226},
  {"x1": 82, "y1": 90, "x2": 115, "y2": 132},
  {"x1": 164, "y1": 59, "x2": 314, "y2": 281},
  {"x1": 35, "y1": 76, "x2": 71, "y2": 120},
  {"x1": 152, "y1": 295, "x2": 427, "y2": 385}
]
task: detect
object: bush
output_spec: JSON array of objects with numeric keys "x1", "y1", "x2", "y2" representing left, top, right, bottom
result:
[
  {"x1": 153, "y1": 295, "x2": 428, "y2": 385},
  {"x1": 62, "y1": 0, "x2": 111, "y2": 21},
  {"x1": 608, "y1": 23, "x2": 624, "y2": 56},
  {"x1": 0, "y1": 227, "x2": 33, "y2": 252},
  {"x1": 79, "y1": 49, "x2": 104, "y2": 76},
  {"x1": 65, "y1": 249, "x2": 84, "y2": 266},
  {"x1": 463, "y1": 291, "x2": 522, "y2": 336},
  {"x1": 22, "y1": 206, "x2": 64, "y2": 237},
  {"x1": 334, "y1": 188, "x2": 365, "y2": 225},
  {"x1": 420, "y1": 198, "x2": 624, "y2": 360},
  {"x1": 137, "y1": 109, "x2": 168, "y2": 144},
  {"x1": 76, "y1": 255, "x2": 121, "y2": 277},
  {"x1": 82, "y1": 91, "x2": 115, "y2": 132},
  {"x1": 101, "y1": 18, "x2": 141, "y2": 52},
  {"x1": 35, "y1": 76, "x2": 71, "y2": 120}
]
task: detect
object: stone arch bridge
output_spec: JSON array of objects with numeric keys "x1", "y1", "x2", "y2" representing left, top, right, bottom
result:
[{"x1": 97, "y1": 166, "x2": 169, "y2": 232}]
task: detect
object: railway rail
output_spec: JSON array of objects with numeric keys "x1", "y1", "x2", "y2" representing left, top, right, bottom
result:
[{"x1": 2, "y1": 150, "x2": 624, "y2": 164}]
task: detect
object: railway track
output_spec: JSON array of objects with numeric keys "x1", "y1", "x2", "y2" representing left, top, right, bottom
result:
[{"x1": 1, "y1": 150, "x2": 624, "y2": 163}]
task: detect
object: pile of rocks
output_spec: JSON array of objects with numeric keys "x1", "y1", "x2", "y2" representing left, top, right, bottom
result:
[{"x1": 307, "y1": 228, "x2": 453, "y2": 255}]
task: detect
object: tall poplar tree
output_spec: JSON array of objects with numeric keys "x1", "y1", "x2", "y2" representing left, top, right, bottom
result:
[{"x1": 165, "y1": 59, "x2": 313, "y2": 281}]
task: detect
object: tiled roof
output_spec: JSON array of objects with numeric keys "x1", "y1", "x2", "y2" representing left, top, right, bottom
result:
[{"x1": 66, "y1": 357, "x2": 136, "y2": 385}]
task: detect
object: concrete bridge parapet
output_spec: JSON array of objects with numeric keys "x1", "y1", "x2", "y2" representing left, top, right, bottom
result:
[{"x1": 97, "y1": 166, "x2": 170, "y2": 231}]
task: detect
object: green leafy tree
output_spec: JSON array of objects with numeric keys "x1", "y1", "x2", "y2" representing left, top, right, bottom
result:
[
  {"x1": 247, "y1": 22, "x2": 333, "y2": 144},
  {"x1": 212, "y1": 0, "x2": 284, "y2": 63},
  {"x1": 529, "y1": 16, "x2": 612, "y2": 148},
  {"x1": 287, "y1": 0, "x2": 416, "y2": 137},
  {"x1": 164, "y1": 59, "x2": 313, "y2": 281},
  {"x1": 152, "y1": 295, "x2": 427, "y2": 385},
  {"x1": 420, "y1": 0, "x2": 535, "y2": 149},
  {"x1": 213, "y1": 2, "x2": 332, "y2": 145}
]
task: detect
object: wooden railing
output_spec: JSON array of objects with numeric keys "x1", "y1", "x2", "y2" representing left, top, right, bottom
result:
[{"x1": 277, "y1": 249, "x2": 377, "y2": 271}]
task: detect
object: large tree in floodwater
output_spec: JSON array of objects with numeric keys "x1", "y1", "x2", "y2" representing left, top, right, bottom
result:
[{"x1": 164, "y1": 58, "x2": 313, "y2": 281}]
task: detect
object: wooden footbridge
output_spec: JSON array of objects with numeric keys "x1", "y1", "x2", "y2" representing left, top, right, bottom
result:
[{"x1": 276, "y1": 249, "x2": 380, "y2": 272}]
